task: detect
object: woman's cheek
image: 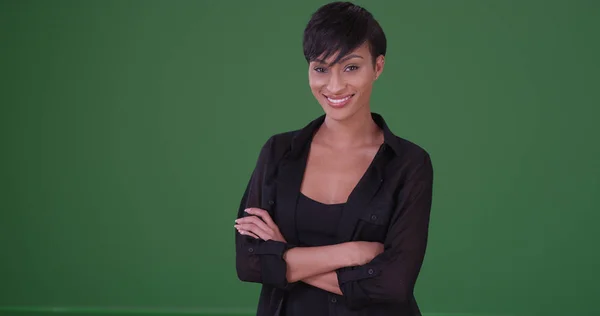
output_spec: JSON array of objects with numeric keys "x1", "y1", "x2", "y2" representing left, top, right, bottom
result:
[{"x1": 309, "y1": 77, "x2": 327, "y2": 93}]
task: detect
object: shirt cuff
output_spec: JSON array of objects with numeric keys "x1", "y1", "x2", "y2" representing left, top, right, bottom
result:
[
  {"x1": 336, "y1": 265, "x2": 381, "y2": 309},
  {"x1": 249, "y1": 240, "x2": 294, "y2": 289},
  {"x1": 337, "y1": 265, "x2": 381, "y2": 284}
]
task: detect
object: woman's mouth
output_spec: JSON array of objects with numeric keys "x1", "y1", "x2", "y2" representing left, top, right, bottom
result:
[{"x1": 324, "y1": 94, "x2": 355, "y2": 108}]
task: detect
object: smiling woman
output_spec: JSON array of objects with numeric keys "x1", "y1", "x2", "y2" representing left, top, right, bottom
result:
[
  {"x1": 234, "y1": 2, "x2": 433, "y2": 316},
  {"x1": 310, "y1": 47, "x2": 381, "y2": 111}
]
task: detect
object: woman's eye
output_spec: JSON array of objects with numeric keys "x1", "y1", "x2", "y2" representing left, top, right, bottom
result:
[
  {"x1": 314, "y1": 67, "x2": 327, "y2": 73},
  {"x1": 345, "y1": 65, "x2": 359, "y2": 72}
]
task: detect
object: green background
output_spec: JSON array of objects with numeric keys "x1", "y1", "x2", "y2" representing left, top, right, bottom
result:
[{"x1": 1, "y1": 0, "x2": 599, "y2": 315}]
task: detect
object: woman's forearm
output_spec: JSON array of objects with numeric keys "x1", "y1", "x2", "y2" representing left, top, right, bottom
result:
[
  {"x1": 302, "y1": 272, "x2": 342, "y2": 295},
  {"x1": 284, "y1": 243, "x2": 354, "y2": 283}
]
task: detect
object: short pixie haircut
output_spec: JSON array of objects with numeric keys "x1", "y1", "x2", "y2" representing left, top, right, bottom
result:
[{"x1": 303, "y1": 2, "x2": 387, "y2": 66}]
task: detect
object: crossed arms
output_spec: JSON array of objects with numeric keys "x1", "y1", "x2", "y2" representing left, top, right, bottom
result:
[{"x1": 235, "y1": 207, "x2": 384, "y2": 295}]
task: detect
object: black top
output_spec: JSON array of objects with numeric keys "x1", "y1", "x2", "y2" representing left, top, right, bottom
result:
[
  {"x1": 235, "y1": 113, "x2": 434, "y2": 316},
  {"x1": 283, "y1": 193, "x2": 345, "y2": 316}
]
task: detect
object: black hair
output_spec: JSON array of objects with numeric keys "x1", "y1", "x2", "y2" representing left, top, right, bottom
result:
[{"x1": 303, "y1": 1, "x2": 386, "y2": 66}]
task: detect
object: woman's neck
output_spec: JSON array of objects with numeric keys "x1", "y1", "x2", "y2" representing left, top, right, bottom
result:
[{"x1": 316, "y1": 108, "x2": 383, "y2": 149}]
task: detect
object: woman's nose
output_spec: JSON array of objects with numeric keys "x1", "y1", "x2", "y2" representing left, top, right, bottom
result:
[{"x1": 326, "y1": 74, "x2": 346, "y2": 93}]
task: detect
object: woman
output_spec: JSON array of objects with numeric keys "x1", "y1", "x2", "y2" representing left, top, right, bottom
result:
[{"x1": 234, "y1": 2, "x2": 433, "y2": 315}]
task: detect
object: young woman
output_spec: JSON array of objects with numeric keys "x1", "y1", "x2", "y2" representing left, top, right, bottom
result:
[{"x1": 234, "y1": 2, "x2": 434, "y2": 315}]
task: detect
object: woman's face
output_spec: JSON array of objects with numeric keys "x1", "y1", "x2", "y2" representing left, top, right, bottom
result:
[{"x1": 308, "y1": 42, "x2": 384, "y2": 122}]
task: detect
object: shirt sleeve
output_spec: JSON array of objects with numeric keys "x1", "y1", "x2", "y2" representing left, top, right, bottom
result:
[
  {"x1": 336, "y1": 152, "x2": 434, "y2": 309},
  {"x1": 235, "y1": 136, "x2": 292, "y2": 289}
]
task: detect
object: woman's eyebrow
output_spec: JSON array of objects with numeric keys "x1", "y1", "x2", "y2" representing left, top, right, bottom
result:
[{"x1": 314, "y1": 54, "x2": 364, "y2": 65}]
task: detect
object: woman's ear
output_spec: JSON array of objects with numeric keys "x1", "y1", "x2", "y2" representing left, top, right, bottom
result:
[{"x1": 375, "y1": 55, "x2": 385, "y2": 80}]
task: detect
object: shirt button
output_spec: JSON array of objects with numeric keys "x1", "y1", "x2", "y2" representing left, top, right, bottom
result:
[
  {"x1": 368, "y1": 268, "x2": 374, "y2": 275},
  {"x1": 248, "y1": 247, "x2": 254, "y2": 253},
  {"x1": 331, "y1": 297, "x2": 337, "y2": 303},
  {"x1": 370, "y1": 214, "x2": 378, "y2": 221},
  {"x1": 268, "y1": 200, "x2": 275, "y2": 205}
]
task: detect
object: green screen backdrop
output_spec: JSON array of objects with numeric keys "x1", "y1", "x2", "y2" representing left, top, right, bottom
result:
[{"x1": 1, "y1": 1, "x2": 599, "y2": 316}]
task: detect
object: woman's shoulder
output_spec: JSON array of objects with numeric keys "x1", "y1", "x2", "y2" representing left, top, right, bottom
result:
[
  {"x1": 388, "y1": 135, "x2": 433, "y2": 170},
  {"x1": 258, "y1": 130, "x2": 298, "y2": 151},
  {"x1": 262, "y1": 114, "x2": 326, "y2": 152},
  {"x1": 254, "y1": 129, "x2": 301, "y2": 165},
  {"x1": 394, "y1": 136, "x2": 429, "y2": 156},
  {"x1": 266, "y1": 130, "x2": 299, "y2": 146}
]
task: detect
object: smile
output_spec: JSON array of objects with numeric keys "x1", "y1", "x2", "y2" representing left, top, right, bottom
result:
[{"x1": 324, "y1": 94, "x2": 355, "y2": 108}]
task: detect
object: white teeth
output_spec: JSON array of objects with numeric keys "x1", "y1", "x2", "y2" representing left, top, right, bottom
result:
[{"x1": 327, "y1": 95, "x2": 351, "y2": 104}]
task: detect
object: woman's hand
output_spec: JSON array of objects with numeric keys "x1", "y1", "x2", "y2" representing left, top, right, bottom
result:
[{"x1": 235, "y1": 208, "x2": 287, "y2": 243}]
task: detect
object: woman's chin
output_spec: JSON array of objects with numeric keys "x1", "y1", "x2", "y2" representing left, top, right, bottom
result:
[{"x1": 321, "y1": 106, "x2": 353, "y2": 122}]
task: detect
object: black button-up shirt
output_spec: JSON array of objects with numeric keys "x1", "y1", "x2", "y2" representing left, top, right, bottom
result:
[{"x1": 235, "y1": 113, "x2": 434, "y2": 316}]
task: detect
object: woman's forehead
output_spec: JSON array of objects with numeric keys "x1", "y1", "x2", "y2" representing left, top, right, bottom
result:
[{"x1": 313, "y1": 43, "x2": 372, "y2": 65}]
